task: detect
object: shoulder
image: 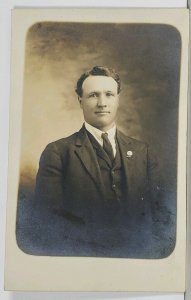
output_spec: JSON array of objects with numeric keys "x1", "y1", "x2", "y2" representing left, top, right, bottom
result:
[
  {"x1": 117, "y1": 130, "x2": 148, "y2": 149},
  {"x1": 47, "y1": 132, "x2": 78, "y2": 148},
  {"x1": 39, "y1": 131, "x2": 79, "y2": 166},
  {"x1": 43, "y1": 131, "x2": 78, "y2": 153}
]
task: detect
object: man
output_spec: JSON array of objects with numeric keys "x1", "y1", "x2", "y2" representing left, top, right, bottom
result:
[{"x1": 34, "y1": 66, "x2": 159, "y2": 257}]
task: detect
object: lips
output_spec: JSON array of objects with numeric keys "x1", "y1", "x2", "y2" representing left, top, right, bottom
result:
[{"x1": 95, "y1": 111, "x2": 110, "y2": 114}]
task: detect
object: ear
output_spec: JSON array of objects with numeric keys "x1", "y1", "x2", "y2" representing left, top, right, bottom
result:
[
  {"x1": 78, "y1": 96, "x2": 82, "y2": 108},
  {"x1": 116, "y1": 93, "x2": 120, "y2": 108}
]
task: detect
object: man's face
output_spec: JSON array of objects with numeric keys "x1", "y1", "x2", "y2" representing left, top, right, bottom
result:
[{"x1": 79, "y1": 75, "x2": 119, "y2": 132}]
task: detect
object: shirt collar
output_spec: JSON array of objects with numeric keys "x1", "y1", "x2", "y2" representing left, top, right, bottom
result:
[
  {"x1": 84, "y1": 122, "x2": 116, "y2": 143},
  {"x1": 106, "y1": 124, "x2": 117, "y2": 140}
]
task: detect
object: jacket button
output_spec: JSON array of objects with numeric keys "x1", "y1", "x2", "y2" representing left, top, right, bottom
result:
[{"x1": 112, "y1": 184, "x2": 116, "y2": 190}]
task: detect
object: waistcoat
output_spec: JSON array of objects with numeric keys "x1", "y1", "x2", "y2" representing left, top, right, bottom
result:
[{"x1": 86, "y1": 131, "x2": 128, "y2": 218}]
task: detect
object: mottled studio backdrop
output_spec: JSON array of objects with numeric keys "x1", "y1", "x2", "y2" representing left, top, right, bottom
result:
[{"x1": 17, "y1": 22, "x2": 181, "y2": 258}]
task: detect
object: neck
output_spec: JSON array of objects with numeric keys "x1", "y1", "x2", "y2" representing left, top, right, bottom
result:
[{"x1": 91, "y1": 123, "x2": 116, "y2": 132}]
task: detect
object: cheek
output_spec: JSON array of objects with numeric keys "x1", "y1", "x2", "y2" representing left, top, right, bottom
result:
[
  {"x1": 82, "y1": 103, "x2": 94, "y2": 114},
  {"x1": 111, "y1": 101, "x2": 119, "y2": 112}
]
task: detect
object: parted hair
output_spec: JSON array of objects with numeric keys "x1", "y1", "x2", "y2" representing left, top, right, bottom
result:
[{"x1": 75, "y1": 66, "x2": 121, "y2": 97}]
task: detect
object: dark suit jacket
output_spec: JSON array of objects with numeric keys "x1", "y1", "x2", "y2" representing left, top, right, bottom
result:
[{"x1": 34, "y1": 125, "x2": 160, "y2": 255}]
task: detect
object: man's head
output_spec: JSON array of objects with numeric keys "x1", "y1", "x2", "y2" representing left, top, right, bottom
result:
[{"x1": 75, "y1": 66, "x2": 121, "y2": 132}]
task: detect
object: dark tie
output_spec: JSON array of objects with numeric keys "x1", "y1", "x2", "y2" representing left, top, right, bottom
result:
[{"x1": 101, "y1": 132, "x2": 114, "y2": 163}]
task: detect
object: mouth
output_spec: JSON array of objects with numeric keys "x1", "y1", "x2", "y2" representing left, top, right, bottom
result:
[{"x1": 95, "y1": 111, "x2": 110, "y2": 114}]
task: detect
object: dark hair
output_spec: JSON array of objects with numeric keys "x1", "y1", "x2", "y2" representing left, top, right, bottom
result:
[{"x1": 75, "y1": 66, "x2": 121, "y2": 97}]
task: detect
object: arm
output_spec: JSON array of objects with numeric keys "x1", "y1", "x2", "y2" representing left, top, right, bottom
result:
[
  {"x1": 147, "y1": 146, "x2": 162, "y2": 218},
  {"x1": 35, "y1": 142, "x2": 85, "y2": 225},
  {"x1": 35, "y1": 142, "x2": 65, "y2": 210}
]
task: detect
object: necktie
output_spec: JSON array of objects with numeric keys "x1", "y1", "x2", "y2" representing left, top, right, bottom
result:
[{"x1": 101, "y1": 132, "x2": 114, "y2": 163}]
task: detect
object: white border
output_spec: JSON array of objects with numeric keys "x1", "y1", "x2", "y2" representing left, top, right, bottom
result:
[
  {"x1": 5, "y1": 7, "x2": 189, "y2": 293},
  {"x1": 0, "y1": 1, "x2": 187, "y2": 300}
]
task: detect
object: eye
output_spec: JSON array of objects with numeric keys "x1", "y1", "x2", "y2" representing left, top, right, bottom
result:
[
  {"x1": 106, "y1": 92, "x2": 114, "y2": 97},
  {"x1": 88, "y1": 92, "x2": 97, "y2": 98}
]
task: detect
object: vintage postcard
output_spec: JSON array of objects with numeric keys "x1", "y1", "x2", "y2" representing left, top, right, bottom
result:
[{"x1": 4, "y1": 8, "x2": 189, "y2": 291}]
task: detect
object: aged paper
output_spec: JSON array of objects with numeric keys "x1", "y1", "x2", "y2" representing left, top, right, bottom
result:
[{"x1": 5, "y1": 8, "x2": 189, "y2": 291}]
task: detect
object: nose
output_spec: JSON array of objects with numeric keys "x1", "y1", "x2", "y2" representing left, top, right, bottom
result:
[{"x1": 97, "y1": 94, "x2": 107, "y2": 107}]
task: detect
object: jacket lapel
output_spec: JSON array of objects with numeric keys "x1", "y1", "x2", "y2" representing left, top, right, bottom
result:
[
  {"x1": 86, "y1": 131, "x2": 112, "y2": 168},
  {"x1": 117, "y1": 130, "x2": 140, "y2": 200},
  {"x1": 74, "y1": 126, "x2": 105, "y2": 200}
]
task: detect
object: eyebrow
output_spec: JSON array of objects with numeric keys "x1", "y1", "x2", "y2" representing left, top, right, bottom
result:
[
  {"x1": 88, "y1": 91, "x2": 99, "y2": 94},
  {"x1": 88, "y1": 90, "x2": 115, "y2": 94}
]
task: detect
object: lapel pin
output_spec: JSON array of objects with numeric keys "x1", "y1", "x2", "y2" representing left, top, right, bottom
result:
[{"x1": 126, "y1": 150, "x2": 133, "y2": 158}]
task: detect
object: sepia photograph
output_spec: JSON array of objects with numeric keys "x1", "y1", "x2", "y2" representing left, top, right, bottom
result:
[
  {"x1": 16, "y1": 21, "x2": 180, "y2": 258},
  {"x1": 4, "y1": 8, "x2": 188, "y2": 291}
]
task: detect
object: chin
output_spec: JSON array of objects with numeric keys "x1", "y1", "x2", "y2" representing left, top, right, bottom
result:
[{"x1": 96, "y1": 122, "x2": 114, "y2": 131}]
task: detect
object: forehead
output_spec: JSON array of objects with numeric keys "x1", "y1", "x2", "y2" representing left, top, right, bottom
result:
[{"x1": 82, "y1": 76, "x2": 118, "y2": 93}]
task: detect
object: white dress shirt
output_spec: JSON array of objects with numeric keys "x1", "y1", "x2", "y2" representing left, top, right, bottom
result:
[{"x1": 84, "y1": 122, "x2": 117, "y2": 157}]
